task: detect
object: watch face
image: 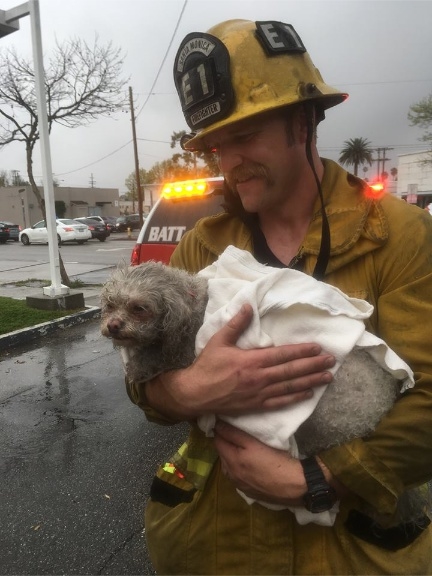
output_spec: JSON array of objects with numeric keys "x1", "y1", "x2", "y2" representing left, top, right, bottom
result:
[
  {"x1": 304, "y1": 487, "x2": 337, "y2": 513},
  {"x1": 300, "y1": 457, "x2": 337, "y2": 513}
]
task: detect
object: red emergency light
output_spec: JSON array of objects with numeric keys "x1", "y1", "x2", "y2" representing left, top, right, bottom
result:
[{"x1": 366, "y1": 181, "x2": 385, "y2": 199}]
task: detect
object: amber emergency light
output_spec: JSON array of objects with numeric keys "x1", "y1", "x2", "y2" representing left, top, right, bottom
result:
[{"x1": 161, "y1": 179, "x2": 209, "y2": 199}]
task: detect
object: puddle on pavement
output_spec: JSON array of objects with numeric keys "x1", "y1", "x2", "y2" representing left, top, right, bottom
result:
[{"x1": 0, "y1": 319, "x2": 123, "y2": 469}]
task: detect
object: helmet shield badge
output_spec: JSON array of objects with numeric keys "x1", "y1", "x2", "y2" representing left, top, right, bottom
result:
[
  {"x1": 175, "y1": 20, "x2": 348, "y2": 151},
  {"x1": 174, "y1": 32, "x2": 235, "y2": 131}
]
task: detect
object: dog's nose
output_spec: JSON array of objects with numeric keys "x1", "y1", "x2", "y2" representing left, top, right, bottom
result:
[{"x1": 107, "y1": 319, "x2": 123, "y2": 335}]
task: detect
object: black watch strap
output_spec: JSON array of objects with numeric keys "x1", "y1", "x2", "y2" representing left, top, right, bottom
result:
[{"x1": 300, "y1": 456, "x2": 337, "y2": 513}]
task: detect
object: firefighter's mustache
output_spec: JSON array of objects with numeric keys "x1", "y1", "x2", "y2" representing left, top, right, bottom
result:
[{"x1": 226, "y1": 164, "x2": 272, "y2": 190}]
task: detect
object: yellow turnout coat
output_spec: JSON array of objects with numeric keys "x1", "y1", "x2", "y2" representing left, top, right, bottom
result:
[{"x1": 127, "y1": 160, "x2": 432, "y2": 575}]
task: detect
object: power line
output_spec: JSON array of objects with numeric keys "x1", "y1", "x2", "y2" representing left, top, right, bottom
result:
[
  {"x1": 137, "y1": 137, "x2": 171, "y2": 144},
  {"x1": 135, "y1": 0, "x2": 188, "y2": 121},
  {"x1": 320, "y1": 144, "x2": 430, "y2": 151},
  {"x1": 136, "y1": 79, "x2": 432, "y2": 96},
  {"x1": 55, "y1": 1, "x2": 189, "y2": 178},
  {"x1": 58, "y1": 140, "x2": 427, "y2": 178},
  {"x1": 56, "y1": 140, "x2": 132, "y2": 176}
]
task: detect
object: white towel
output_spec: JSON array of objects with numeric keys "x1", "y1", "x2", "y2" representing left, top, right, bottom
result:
[{"x1": 196, "y1": 246, "x2": 414, "y2": 525}]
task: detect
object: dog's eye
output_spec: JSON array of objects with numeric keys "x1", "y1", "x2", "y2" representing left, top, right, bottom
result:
[{"x1": 133, "y1": 305, "x2": 149, "y2": 314}]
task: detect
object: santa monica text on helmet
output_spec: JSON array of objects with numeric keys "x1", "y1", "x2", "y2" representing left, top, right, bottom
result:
[{"x1": 176, "y1": 37, "x2": 216, "y2": 73}]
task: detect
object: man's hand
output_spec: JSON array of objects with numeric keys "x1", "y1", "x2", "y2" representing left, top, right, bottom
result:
[
  {"x1": 214, "y1": 420, "x2": 306, "y2": 506},
  {"x1": 145, "y1": 303, "x2": 335, "y2": 420}
]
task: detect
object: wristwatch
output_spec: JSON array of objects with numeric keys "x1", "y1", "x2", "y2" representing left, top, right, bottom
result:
[{"x1": 300, "y1": 456, "x2": 337, "y2": 513}]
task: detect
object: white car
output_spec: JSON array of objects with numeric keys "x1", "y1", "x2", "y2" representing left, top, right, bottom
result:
[{"x1": 19, "y1": 218, "x2": 92, "y2": 245}]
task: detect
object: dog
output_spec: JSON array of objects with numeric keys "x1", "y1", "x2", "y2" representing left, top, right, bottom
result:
[
  {"x1": 100, "y1": 259, "x2": 426, "y2": 522},
  {"x1": 100, "y1": 260, "x2": 404, "y2": 453},
  {"x1": 100, "y1": 262, "x2": 209, "y2": 383}
]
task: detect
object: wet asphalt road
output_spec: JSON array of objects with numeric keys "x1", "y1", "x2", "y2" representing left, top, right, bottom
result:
[{"x1": 0, "y1": 318, "x2": 188, "y2": 575}]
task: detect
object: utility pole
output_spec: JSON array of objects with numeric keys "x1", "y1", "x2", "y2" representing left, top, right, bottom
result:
[
  {"x1": 380, "y1": 147, "x2": 393, "y2": 177},
  {"x1": 129, "y1": 86, "x2": 143, "y2": 226},
  {"x1": 373, "y1": 148, "x2": 392, "y2": 180},
  {"x1": 376, "y1": 148, "x2": 381, "y2": 180}
]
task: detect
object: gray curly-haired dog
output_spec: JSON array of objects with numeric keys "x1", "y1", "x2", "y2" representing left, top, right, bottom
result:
[
  {"x1": 100, "y1": 262, "x2": 401, "y2": 454},
  {"x1": 100, "y1": 262, "x2": 427, "y2": 522},
  {"x1": 100, "y1": 262, "x2": 209, "y2": 383}
]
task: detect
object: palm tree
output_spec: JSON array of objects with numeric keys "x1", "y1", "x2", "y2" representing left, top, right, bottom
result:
[{"x1": 339, "y1": 137, "x2": 374, "y2": 176}]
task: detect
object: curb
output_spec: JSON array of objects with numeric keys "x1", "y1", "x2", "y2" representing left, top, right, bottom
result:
[{"x1": 0, "y1": 305, "x2": 101, "y2": 350}]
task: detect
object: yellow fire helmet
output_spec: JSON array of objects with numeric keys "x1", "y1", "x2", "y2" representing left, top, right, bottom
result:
[{"x1": 173, "y1": 19, "x2": 348, "y2": 151}]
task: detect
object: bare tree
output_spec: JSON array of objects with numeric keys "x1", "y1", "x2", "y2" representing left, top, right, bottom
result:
[{"x1": 0, "y1": 36, "x2": 128, "y2": 284}]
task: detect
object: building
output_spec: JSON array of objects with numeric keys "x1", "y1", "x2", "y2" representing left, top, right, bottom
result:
[
  {"x1": 118, "y1": 183, "x2": 161, "y2": 216},
  {"x1": 396, "y1": 151, "x2": 432, "y2": 209},
  {"x1": 0, "y1": 185, "x2": 121, "y2": 228}
]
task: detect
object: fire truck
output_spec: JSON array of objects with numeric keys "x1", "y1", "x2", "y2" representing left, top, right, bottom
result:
[{"x1": 131, "y1": 177, "x2": 224, "y2": 265}]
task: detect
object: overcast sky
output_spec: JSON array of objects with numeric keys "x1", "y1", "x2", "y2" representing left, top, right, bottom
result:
[{"x1": 0, "y1": 0, "x2": 431, "y2": 193}]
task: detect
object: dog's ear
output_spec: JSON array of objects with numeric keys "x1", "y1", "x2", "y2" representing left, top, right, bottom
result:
[{"x1": 159, "y1": 273, "x2": 207, "y2": 364}]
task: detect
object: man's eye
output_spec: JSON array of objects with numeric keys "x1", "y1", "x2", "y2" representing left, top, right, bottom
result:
[
  {"x1": 204, "y1": 132, "x2": 256, "y2": 154},
  {"x1": 235, "y1": 132, "x2": 255, "y2": 143}
]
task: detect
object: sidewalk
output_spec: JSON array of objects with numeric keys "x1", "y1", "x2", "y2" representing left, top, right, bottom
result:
[
  {"x1": 0, "y1": 281, "x2": 102, "y2": 306},
  {"x1": 0, "y1": 232, "x2": 139, "y2": 349},
  {"x1": 0, "y1": 280, "x2": 103, "y2": 350}
]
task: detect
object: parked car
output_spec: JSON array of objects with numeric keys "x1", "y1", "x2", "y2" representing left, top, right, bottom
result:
[
  {"x1": 131, "y1": 177, "x2": 224, "y2": 265},
  {"x1": 74, "y1": 217, "x2": 110, "y2": 242},
  {"x1": 0, "y1": 221, "x2": 21, "y2": 241},
  {"x1": 0, "y1": 222, "x2": 10, "y2": 244},
  {"x1": 116, "y1": 214, "x2": 141, "y2": 232},
  {"x1": 103, "y1": 216, "x2": 118, "y2": 233},
  {"x1": 84, "y1": 215, "x2": 118, "y2": 233},
  {"x1": 19, "y1": 218, "x2": 92, "y2": 245},
  {"x1": 83, "y1": 215, "x2": 108, "y2": 227}
]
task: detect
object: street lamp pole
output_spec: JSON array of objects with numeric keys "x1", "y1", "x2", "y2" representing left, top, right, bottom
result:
[
  {"x1": 28, "y1": 0, "x2": 67, "y2": 296},
  {"x1": 0, "y1": 0, "x2": 68, "y2": 297}
]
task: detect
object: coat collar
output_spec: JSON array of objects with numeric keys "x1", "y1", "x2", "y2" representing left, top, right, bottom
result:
[
  {"x1": 195, "y1": 159, "x2": 389, "y2": 276},
  {"x1": 303, "y1": 159, "x2": 389, "y2": 274}
]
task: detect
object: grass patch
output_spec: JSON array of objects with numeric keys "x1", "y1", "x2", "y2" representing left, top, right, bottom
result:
[{"x1": 0, "y1": 296, "x2": 83, "y2": 335}]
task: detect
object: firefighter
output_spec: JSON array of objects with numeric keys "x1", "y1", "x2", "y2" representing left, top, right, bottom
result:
[{"x1": 127, "y1": 19, "x2": 432, "y2": 574}]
